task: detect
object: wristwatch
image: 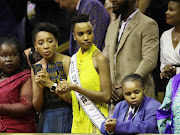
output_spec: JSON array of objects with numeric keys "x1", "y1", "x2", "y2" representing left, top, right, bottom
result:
[{"x1": 50, "y1": 83, "x2": 58, "y2": 92}]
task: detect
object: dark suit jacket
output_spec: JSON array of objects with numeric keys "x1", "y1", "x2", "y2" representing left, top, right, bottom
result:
[{"x1": 101, "y1": 96, "x2": 161, "y2": 134}]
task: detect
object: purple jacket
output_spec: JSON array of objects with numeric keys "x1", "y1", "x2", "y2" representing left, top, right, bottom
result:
[
  {"x1": 69, "y1": 0, "x2": 110, "y2": 56},
  {"x1": 101, "y1": 96, "x2": 161, "y2": 134}
]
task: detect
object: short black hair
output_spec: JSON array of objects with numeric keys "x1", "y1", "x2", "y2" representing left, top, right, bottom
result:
[
  {"x1": 0, "y1": 35, "x2": 30, "y2": 74},
  {"x1": 32, "y1": 22, "x2": 60, "y2": 43},
  {"x1": 71, "y1": 14, "x2": 90, "y2": 32},
  {"x1": 121, "y1": 74, "x2": 145, "y2": 90}
]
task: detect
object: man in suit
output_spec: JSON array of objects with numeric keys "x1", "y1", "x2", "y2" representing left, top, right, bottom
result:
[
  {"x1": 103, "y1": 0, "x2": 159, "y2": 105},
  {"x1": 100, "y1": 74, "x2": 161, "y2": 134},
  {"x1": 54, "y1": 0, "x2": 110, "y2": 56}
]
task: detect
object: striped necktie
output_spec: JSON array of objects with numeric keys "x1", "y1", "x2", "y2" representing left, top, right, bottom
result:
[{"x1": 127, "y1": 110, "x2": 133, "y2": 121}]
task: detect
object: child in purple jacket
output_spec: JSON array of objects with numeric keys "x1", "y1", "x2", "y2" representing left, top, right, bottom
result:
[{"x1": 101, "y1": 74, "x2": 161, "y2": 134}]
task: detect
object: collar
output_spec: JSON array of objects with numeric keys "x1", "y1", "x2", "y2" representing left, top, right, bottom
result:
[
  {"x1": 128, "y1": 106, "x2": 136, "y2": 114},
  {"x1": 76, "y1": 0, "x2": 81, "y2": 11},
  {"x1": 118, "y1": 9, "x2": 138, "y2": 23},
  {"x1": 128, "y1": 104, "x2": 140, "y2": 115}
]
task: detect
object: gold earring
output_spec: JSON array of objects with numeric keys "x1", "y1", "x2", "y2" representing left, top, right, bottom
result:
[
  {"x1": 35, "y1": 48, "x2": 38, "y2": 52},
  {"x1": 55, "y1": 44, "x2": 58, "y2": 48}
]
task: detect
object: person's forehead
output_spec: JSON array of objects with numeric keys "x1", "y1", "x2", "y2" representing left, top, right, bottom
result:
[
  {"x1": 60, "y1": 0, "x2": 72, "y2": 3},
  {"x1": 75, "y1": 21, "x2": 92, "y2": 27},
  {"x1": 123, "y1": 81, "x2": 142, "y2": 90}
]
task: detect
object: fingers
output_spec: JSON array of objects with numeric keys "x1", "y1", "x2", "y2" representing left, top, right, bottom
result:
[
  {"x1": 160, "y1": 71, "x2": 173, "y2": 79},
  {"x1": 35, "y1": 77, "x2": 44, "y2": 86},
  {"x1": 111, "y1": 85, "x2": 123, "y2": 102},
  {"x1": 105, "y1": 119, "x2": 116, "y2": 132},
  {"x1": 40, "y1": 68, "x2": 47, "y2": 72},
  {"x1": 36, "y1": 72, "x2": 46, "y2": 78},
  {"x1": 57, "y1": 85, "x2": 68, "y2": 92},
  {"x1": 105, "y1": 126, "x2": 110, "y2": 132},
  {"x1": 160, "y1": 72, "x2": 168, "y2": 79},
  {"x1": 105, "y1": 126, "x2": 113, "y2": 132},
  {"x1": 35, "y1": 75, "x2": 44, "y2": 88},
  {"x1": 56, "y1": 81, "x2": 69, "y2": 95},
  {"x1": 35, "y1": 74, "x2": 46, "y2": 83},
  {"x1": 35, "y1": 70, "x2": 50, "y2": 88},
  {"x1": 163, "y1": 65, "x2": 172, "y2": 72},
  {"x1": 106, "y1": 118, "x2": 114, "y2": 122},
  {"x1": 36, "y1": 69, "x2": 50, "y2": 83},
  {"x1": 112, "y1": 90, "x2": 120, "y2": 102},
  {"x1": 37, "y1": 69, "x2": 47, "y2": 75},
  {"x1": 165, "y1": 71, "x2": 172, "y2": 76},
  {"x1": 160, "y1": 72, "x2": 163, "y2": 79},
  {"x1": 163, "y1": 65, "x2": 175, "y2": 73}
]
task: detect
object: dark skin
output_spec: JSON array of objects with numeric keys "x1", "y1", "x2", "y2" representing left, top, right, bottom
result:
[
  {"x1": 56, "y1": 21, "x2": 112, "y2": 103},
  {"x1": 111, "y1": 83, "x2": 123, "y2": 102},
  {"x1": 31, "y1": 31, "x2": 71, "y2": 112},
  {"x1": 160, "y1": 1, "x2": 180, "y2": 79},
  {"x1": 105, "y1": 80, "x2": 145, "y2": 133},
  {"x1": 0, "y1": 43, "x2": 34, "y2": 117},
  {"x1": 56, "y1": 50, "x2": 112, "y2": 103},
  {"x1": 160, "y1": 64, "x2": 176, "y2": 79},
  {"x1": 105, "y1": 118, "x2": 117, "y2": 132}
]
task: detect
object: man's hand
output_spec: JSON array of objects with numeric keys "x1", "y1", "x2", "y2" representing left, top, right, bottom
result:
[{"x1": 111, "y1": 83, "x2": 123, "y2": 104}]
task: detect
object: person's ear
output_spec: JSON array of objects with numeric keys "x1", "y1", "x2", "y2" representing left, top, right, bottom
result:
[
  {"x1": 143, "y1": 89, "x2": 146, "y2": 94},
  {"x1": 33, "y1": 43, "x2": 38, "y2": 52},
  {"x1": 55, "y1": 40, "x2": 58, "y2": 48}
]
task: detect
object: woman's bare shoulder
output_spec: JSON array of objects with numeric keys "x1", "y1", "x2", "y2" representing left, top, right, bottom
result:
[
  {"x1": 55, "y1": 53, "x2": 70, "y2": 66},
  {"x1": 34, "y1": 59, "x2": 43, "y2": 65},
  {"x1": 93, "y1": 50, "x2": 107, "y2": 62},
  {"x1": 24, "y1": 48, "x2": 31, "y2": 57},
  {"x1": 58, "y1": 54, "x2": 70, "y2": 61}
]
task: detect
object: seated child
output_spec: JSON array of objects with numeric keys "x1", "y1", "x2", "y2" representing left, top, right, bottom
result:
[{"x1": 100, "y1": 74, "x2": 161, "y2": 134}]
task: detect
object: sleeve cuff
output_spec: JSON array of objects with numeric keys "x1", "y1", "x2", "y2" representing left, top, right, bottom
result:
[{"x1": 176, "y1": 67, "x2": 180, "y2": 74}]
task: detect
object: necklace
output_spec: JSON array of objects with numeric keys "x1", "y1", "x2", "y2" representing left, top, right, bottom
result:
[
  {"x1": 173, "y1": 28, "x2": 180, "y2": 42},
  {"x1": 174, "y1": 36, "x2": 178, "y2": 41}
]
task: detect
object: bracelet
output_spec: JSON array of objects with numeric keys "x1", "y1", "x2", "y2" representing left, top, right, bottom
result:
[{"x1": 107, "y1": 131, "x2": 114, "y2": 135}]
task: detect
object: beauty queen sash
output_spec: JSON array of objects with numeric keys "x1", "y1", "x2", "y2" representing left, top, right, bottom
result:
[{"x1": 69, "y1": 54, "x2": 106, "y2": 131}]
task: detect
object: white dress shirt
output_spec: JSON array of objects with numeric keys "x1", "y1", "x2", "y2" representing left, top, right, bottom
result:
[
  {"x1": 125, "y1": 105, "x2": 139, "y2": 121},
  {"x1": 117, "y1": 9, "x2": 138, "y2": 43},
  {"x1": 76, "y1": 0, "x2": 81, "y2": 10}
]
